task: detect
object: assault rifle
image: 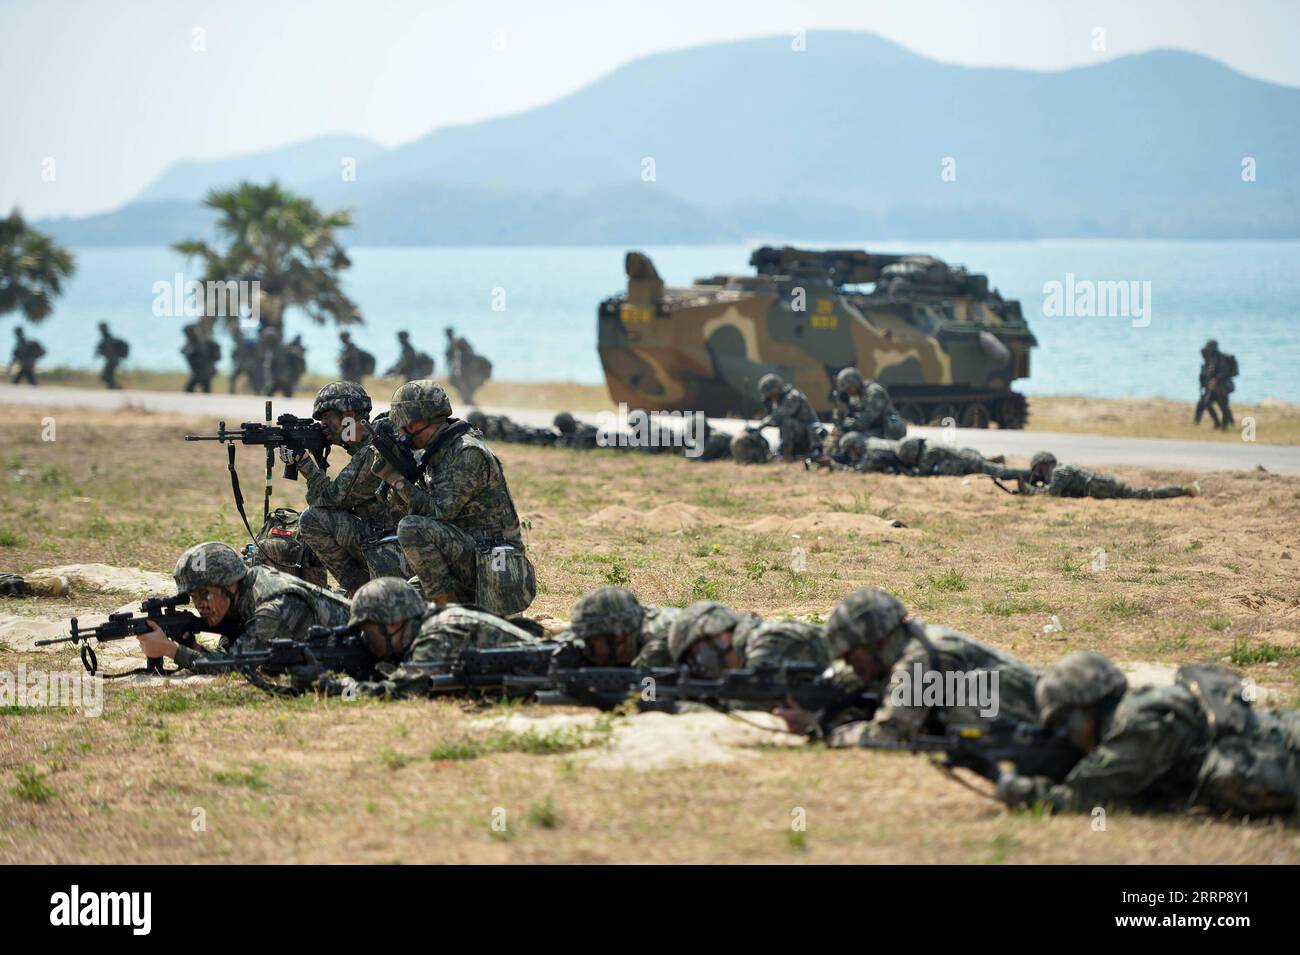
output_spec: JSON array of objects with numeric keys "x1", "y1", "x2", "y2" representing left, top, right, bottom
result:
[
  {"x1": 368, "y1": 418, "x2": 422, "y2": 484},
  {"x1": 185, "y1": 407, "x2": 330, "y2": 481},
  {"x1": 859, "y1": 721, "x2": 1082, "y2": 785},
  {"x1": 35, "y1": 593, "x2": 206, "y2": 676},
  {"x1": 188, "y1": 623, "x2": 376, "y2": 686}
]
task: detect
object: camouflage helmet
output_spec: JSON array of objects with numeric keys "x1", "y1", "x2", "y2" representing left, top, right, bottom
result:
[
  {"x1": 1036, "y1": 651, "x2": 1128, "y2": 727},
  {"x1": 835, "y1": 367, "x2": 865, "y2": 393},
  {"x1": 569, "y1": 586, "x2": 645, "y2": 642},
  {"x1": 730, "y1": 429, "x2": 769, "y2": 464},
  {"x1": 1030, "y1": 451, "x2": 1057, "y2": 475},
  {"x1": 349, "y1": 576, "x2": 427, "y2": 627},
  {"x1": 173, "y1": 541, "x2": 248, "y2": 593},
  {"x1": 757, "y1": 373, "x2": 785, "y2": 397},
  {"x1": 466, "y1": 410, "x2": 488, "y2": 432},
  {"x1": 896, "y1": 436, "x2": 925, "y2": 466},
  {"x1": 838, "y1": 431, "x2": 867, "y2": 458},
  {"x1": 312, "y1": 380, "x2": 372, "y2": 420},
  {"x1": 388, "y1": 379, "x2": 451, "y2": 429},
  {"x1": 668, "y1": 600, "x2": 741, "y2": 663},
  {"x1": 825, "y1": 587, "x2": 908, "y2": 658},
  {"x1": 553, "y1": 412, "x2": 577, "y2": 434}
]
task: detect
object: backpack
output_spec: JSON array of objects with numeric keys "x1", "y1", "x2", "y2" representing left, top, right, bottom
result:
[
  {"x1": 1177, "y1": 665, "x2": 1298, "y2": 816},
  {"x1": 114, "y1": 338, "x2": 130, "y2": 359},
  {"x1": 1221, "y1": 353, "x2": 1238, "y2": 378},
  {"x1": 243, "y1": 507, "x2": 328, "y2": 588},
  {"x1": 360, "y1": 349, "x2": 376, "y2": 376},
  {"x1": 412, "y1": 352, "x2": 435, "y2": 378}
]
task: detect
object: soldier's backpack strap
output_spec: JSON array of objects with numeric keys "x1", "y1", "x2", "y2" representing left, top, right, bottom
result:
[
  {"x1": 416, "y1": 419, "x2": 473, "y2": 475},
  {"x1": 1176, "y1": 664, "x2": 1252, "y2": 741}
]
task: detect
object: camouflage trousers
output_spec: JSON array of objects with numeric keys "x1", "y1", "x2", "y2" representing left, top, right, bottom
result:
[
  {"x1": 0, "y1": 573, "x2": 29, "y2": 596},
  {"x1": 397, "y1": 515, "x2": 535, "y2": 614},
  {"x1": 101, "y1": 360, "x2": 121, "y2": 389},
  {"x1": 298, "y1": 506, "x2": 409, "y2": 594},
  {"x1": 12, "y1": 364, "x2": 37, "y2": 385},
  {"x1": 1087, "y1": 475, "x2": 1187, "y2": 500},
  {"x1": 777, "y1": 420, "x2": 814, "y2": 461}
]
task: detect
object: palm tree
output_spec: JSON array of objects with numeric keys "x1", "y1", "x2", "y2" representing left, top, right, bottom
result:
[
  {"x1": 0, "y1": 209, "x2": 76, "y2": 323},
  {"x1": 174, "y1": 181, "x2": 362, "y2": 335}
]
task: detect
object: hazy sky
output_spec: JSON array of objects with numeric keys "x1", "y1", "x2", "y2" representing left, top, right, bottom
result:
[{"x1": 3, "y1": 0, "x2": 1297, "y2": 219}]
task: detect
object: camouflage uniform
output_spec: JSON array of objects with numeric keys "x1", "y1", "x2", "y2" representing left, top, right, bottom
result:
[
  {"x1": 0, "y1": 572, "x2": 68, "y2": 597},
  {"x1": 10, "y1": 328, "x2": 44, "y2": 385},
  {"x1": 757, "y1": 374, "x2": 818, "y2": 461},
  {"x1": 229, "y1": 335, "x2": 258, "y2": 393},
  {"x1": 445, "y1": 327, "x2": 492, "y2": 404},
  {"x1": 1029, "y1": 455, "x2": 1194, "y2": 500},
  {"x1": 553, "y1": 412, "x2": 599, "y2": 450},
  {"x1": 338, "y1": 333, "x2": 373, "y2": 384},
  {"x1": 669, "y1": 600, "x2": 823, "y2": 673},
  {"x1": 296, "y1": 383, "x2": 407, "y2": 593},
  {"x1": 561, "y1": 586, "x2": 680, "y2": 668},
  {"x1": 1000, "y1": 653, "x2": 1300, "y2": 816},
  {"x1": 832, "y1": 369, "x2": 903, "y2": 439},
  {"x1": 382, "y1": 381, "x2": 535, "y2": 614},
  {"x1": 824, "y1": 433, "x2": 908, "y2": 473},
  {"x1": 1195, "y1": 340, "x2": 1237, "y2": 429},
  {"x1": 170, "y1": 543, "x2": 351, "y2": 671},
  {"x1": 730, "y1": 429, "x2": 771, "y2": 464},
  {"x1": 95, "y1": 324, "x2": 127, "y2": 389},
  {"x1": 908, "y1": 437, "x2": 1014, "y2": 478},
  {"x1": 820, "y1": 587, "x2": 1039, "y2": 745},
  {"x1": 339, "y1": 581, "x2": 545, "y2": 699}
]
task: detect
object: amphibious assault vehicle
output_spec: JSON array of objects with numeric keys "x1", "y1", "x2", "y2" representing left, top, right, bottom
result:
[{"x1": 598, "y1": 246, "x2": 1037, "y2": 428}]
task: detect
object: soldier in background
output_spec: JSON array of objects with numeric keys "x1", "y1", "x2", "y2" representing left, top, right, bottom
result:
[
  {"x1": 282, "y1": 334, "x2": 307, "y2": 397},
  {"x1": 181, "y1": 323, "x2": 221, "y2": 393},
  {"x1": 552, "y1": 411, "x2": 599, "y2": 450},
  {"x1": 1194, "y1": 339, "x2": 1238, "y2": 430},
  {"x1": 229, "y1": 332, "x2": 258, "y2": 394},
  {"x1": 832, "y1": 368, "x2": 906, "y2": 440},
  {"x1": 445, "y1": 326, "x2": 492, "y2": 404},
  {"x1": 338, "y1": 331, "x2": 374, "y2": 384},
  {"x1": 385, "y1": 330, "x2": 434, "y2": 380},
  {"x1": 754, "y1": 373, "x2": 818, "y2": 461},
  {"x1": 998, "y1": 652, "x2": 1300, "y2": 817},
  {"x1": 895, "y1": 435, "x2": 1015, "y2": 478},
  {"x1": 95, "y1": 322, "x2": 128, "y2": 389},
  {"x1": 1021, "y1": 452, "x2": 1199, "y2": 500},
  {"x1": 813, "y1": 432, "x2": 909, "y2": 473},
  {"x1": 0, "y1": 572, "x2": 69, "y2": 597},
  {"x1": 10, "y1": 326, "x2": 45, "y2": 385},
  {"x1": 374, "y1": 380, "x2": 535, "y2": 614}
]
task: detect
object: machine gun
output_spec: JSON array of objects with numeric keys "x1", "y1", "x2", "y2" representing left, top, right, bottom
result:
[
  {"x1": 34, "y1": 593, "x2": 206, "y2": 676},
  {"x1": 185, "y1": 403, "x2": 330, "y2": 482},
  {"x1": 187, "y1": 623, "x2": 376, "y2": 690},
  {"x1": 419, "y1": 641, "x2": 586, "y2": 696},
  {"x1": 859, "y1": 721, "x2": 1082, "y2": 786},
  {"x1": 368, "y1": 417, "x2": 422, "y2": 484},
  {"x1": 507, "y1": 662, "x2": 879, "y2": 723}
]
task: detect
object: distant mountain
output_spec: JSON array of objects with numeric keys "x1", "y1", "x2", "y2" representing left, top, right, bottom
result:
[
  {"x1": 134, "y1": 134, "x2": 385, "y2": 203},
  {"x1": 37, "y1": 32, "x2": 1300, "y2": 245}
]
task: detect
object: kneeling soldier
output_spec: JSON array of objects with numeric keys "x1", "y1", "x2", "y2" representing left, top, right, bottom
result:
[
  {"x1": 376, "y1": 380, "x2": 535, "y2": 614},
  {"x1": 293, "y1": 381, "x2": 407, "y2": 594}
]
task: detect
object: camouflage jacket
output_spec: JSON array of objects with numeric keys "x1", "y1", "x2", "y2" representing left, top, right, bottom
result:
[
  {"x1": 298, "y1": 435, "x2": 397, "y2": 532},
  {"x1": 174, "y1": 566, "x2": 351, "y2": 669},
  {"x1": 553, "y1": 604, "x2": 681, "y2": 668},
  {"x1": 835, "y1": 382, "x2": 889, "y2": 434},
  {"x1": 830, "y1": 436, "x2": 907, "y2": 473},
  {"x1": 12, "y1": 339, "x2": 45, "y2": 365},
  {"x1": 338, "y1": 343, "x2": 368, "y2": 381},
  {"x1": 734, "y1": 617, "x2": 830, "y2": 670},
  {"x1": 830, "y1": 625, "x2": 1039, "y2": 745},
  {"x1": 918, "y1": 443, "x2": 999, "y2": 477},
  {"x1": 396, "y1": 427, "x2": 526, "y2": 549},
  {"x1": 345, "y1": 604, "x2": 545, "y2": 699},
  {"x1": 759, "y1": 387, "x2": 817, "y2": 429},
  {"x1": 1019, "y1": 681, "x2": 1300, "y2": 815},
  {"x1": 1035, "y1": 463, "x2": 1133, "y2": 498}
]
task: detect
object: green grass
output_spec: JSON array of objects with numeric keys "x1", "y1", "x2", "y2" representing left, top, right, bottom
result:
[
  {"x1": 213, "y1": 764, "x2": 270, "y2": 790},
  {"x1": 1098, "y1": 597, "x2": 1149, "y2": 620},
  {"x1": 0, "y1": 529, "x2": 20, "y2": 547},
  {"x1": 429, "y1": 719, "x2": 614, "y2": 762},
  {"x1": 527, "y1": 796, "x2": 560, "y2": 829},
  {"x1": 927, "y1": 569, "x2": 968, "y2": 593},
  {"x1": 11, "y1": 765, "x2": 55, "y2": 802},
  {"x1": 1229, "y1": 640, "x2": 1285, "y2": 666}
]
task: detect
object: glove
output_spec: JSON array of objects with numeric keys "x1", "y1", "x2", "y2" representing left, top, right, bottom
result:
[
  {"x1": 370, "y1": 452, "x2": 405, "y2": 486},
  {"x1": 279, "y1": 445, "x2": 305, "y2": 465},
  {"x1": 287, "y1": 648, "x2": 323, "y2": 694},
  {"x1": 996, "y1": 773, "x2": 1041, "y2": 808}
]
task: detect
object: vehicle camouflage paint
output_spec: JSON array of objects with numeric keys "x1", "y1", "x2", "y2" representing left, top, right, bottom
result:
[{"x1": 598, "y1": 246, "x2": 1037, "y2": 428}]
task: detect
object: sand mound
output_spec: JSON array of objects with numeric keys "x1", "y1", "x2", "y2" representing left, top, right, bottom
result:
[
  {"x1": 473, "y1": 709, "x2": 799, "y2": 771},
  {"x1": 28, "y1": 563, "x2": 175, "y2": 597},
  {"x1": 526, "y1": 613, "x2": 569, "y2": 638},
  {"x1": 1221, "y1": 590, "x2": 1300, "y2": 618},
  {"x1": 3, "y1": 601, "x2": 139, "y2": 657},
  {"x1": 744, "y1": 511, "x2": 914, "y2": 537},
  {"x1": 582, "y1": 502, "x2": 721, "y2": 533}
]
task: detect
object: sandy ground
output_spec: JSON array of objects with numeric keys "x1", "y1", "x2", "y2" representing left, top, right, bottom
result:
[{"x1": 2, "y1": 404, "x2": 1299, "y2": 863}]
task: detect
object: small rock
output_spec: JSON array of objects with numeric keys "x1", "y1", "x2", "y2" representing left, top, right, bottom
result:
[{"x1": 1282, "y1": 552, "x2": 1293, "y2": 560}]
